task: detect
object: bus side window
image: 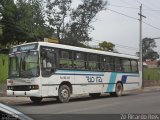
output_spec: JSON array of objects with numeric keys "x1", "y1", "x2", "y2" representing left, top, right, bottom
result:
[
  {"x1": 100, "y1": 56, "x2": 105, "y2": 71},
  {"x1": 105, "y1": 56, "x2": 114, "y2": 71},
  {"x1": 131, "y1": 60, "x2": 138, "y2": 72},
  {"x1": 74, "y1": 52, "x2": 85, "y2": 69},
  {"x1": 59, "y1": 50, "x2": 72, "y2": 69},
  {"x1": 122, "y1": 59, "x2": 131, "y2": 72},
  {"x1": 88, "y1": 54, "x2": 98, "y2": 70},
  {"x1": 115, "y1": 58, "x2": 123, "y2": 72}
]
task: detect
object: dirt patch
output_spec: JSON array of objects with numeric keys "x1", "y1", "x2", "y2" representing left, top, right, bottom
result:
[{"x1": 144, "y1": 80, "x2": 160, "y2": 87}]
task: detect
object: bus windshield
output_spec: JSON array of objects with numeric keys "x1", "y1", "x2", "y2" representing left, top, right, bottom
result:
[{"x1": 9, "y1": 51, "x2": 40, "y2": 78}]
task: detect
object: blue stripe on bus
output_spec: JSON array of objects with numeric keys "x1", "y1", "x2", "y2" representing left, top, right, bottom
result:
[
  {"x1": 121, "y1": 75, "x2": 127, "y2": 84},
  {"x1": 106, "y1": 73, "x2": 117, "y2": 92},
  {"x1": 55, "y1": 73, "x2": 104, "y2": 76},
  {"x1": 55, "y1": 70, "x2": 105, "y2": 76}
]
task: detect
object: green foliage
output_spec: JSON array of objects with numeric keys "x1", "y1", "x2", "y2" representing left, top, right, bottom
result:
[
  {"x1": 46, "y1": 0, "x2": 72, "y2": 40},
  {"x1": 0, "y1": 25, "x2": 2, "y2": 35},
  {"x1": 0, "y1": 24, "x2": 2, "y2": 45},
  {"x1": 99, "y1": 41, "x2": 115, "y2": 51},
  {"x1": 0, "y1": 0, "x2": 17, "y2": 45},
  {"x1": 0, "y1": 0, "x2": 53, "y2": 46},
  {"x1": 46, "y1": 0, "x2": 107, "y2": 47},
  {"x1": 144, "y1": 68, "x2": 160, "y2": 80},
  {"x1": 142, "y1": 38, "x2": 159, "y2": 61},
  {"x1": 0, "y1": 0, "x2": 108, "y2": 47},
  {"x1": 0, "y1": 54, "x2": 8, "y2": 84},
  {"x1": 63, "y1": 0, "x2": 107, "y2": 46}
]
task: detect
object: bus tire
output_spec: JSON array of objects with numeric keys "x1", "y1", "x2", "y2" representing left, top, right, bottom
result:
[
  {"x1": 30, "y1": 97, "x2": 42, "y2": 103},
  {"x1": 57, "y1": 85, "x2": 71, "y2": 103},
  {"x1": 110, "y1": 82, "x2": 123, "y2": 97},
  {"x1": 89, "y1": 93, "x2": 101, "y2": 98}
]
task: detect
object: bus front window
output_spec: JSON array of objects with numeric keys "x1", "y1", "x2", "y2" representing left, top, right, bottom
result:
[
  {"x1": 9, "y1": 51, "x2": 40, "y2": 78},
  {"x1": 9, "y1": 54, "x2": 20, "y2": 77}
]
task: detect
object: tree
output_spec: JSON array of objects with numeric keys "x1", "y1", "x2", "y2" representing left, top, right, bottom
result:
[
  {"x1": 15, "y1": 0, "x2": 52, "y2": 43},
  {"x1": 46, "y1": 0, "x2": 72, "y2": 40},
  {"x1": 46, "y1": 0, "x2": 107, "y2": 47},
  {"x1": 99, "y1": 41, "x2": 115, "y2": 51},
  {"x1": 142, "y1": 37, "x2": 159, "y2": 61},
  {"x1": 0, "y1": 0, "x2": 52, "y2": 46},
  {"x1": 63, "y1": 0, "x2": 107, "y2": 46},
  {"x1": 0, "y1": 0, "x2": 107, "y2": 47},
  {"x1": 0, "y1": 0, "x2": 17, "y2": 45}
]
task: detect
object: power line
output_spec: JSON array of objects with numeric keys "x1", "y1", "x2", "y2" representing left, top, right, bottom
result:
[
  {"x1": 134, "y1": 0, "x2": 160, "y2": 18},
  {"x1": 131, "y1": 0, "x2": 160, "y2": 30},
  {"x1": 135, "y1": 0, "x2": 142, "y2": 5},
  {"x1": 90, "y1": 39, "x2": 138, "y2": 51},
  {"x1": 107, "y1": 8, "x2": 138, "y2": 20},
  {"x1": 107, "y1": 8, "x2": 160, "y2": 32},
  {"x1": 109, "y1": 4, "x2": 160, "y2": 11},
  {"x1": 109, "y1": 4, "x2": 139, "y2": 10},
  {"x1": 142, "y1": 21, "x2": 160, "y2": 31},
  {"x1": 142, "y1": 0, "x2": 160, "y2": 12},
  {"x1": 118, "y1": 0, "x2": 136, "y2": 7},
  {"x1": 108, "y1": 3, "x2": 160, "y2": 32}
]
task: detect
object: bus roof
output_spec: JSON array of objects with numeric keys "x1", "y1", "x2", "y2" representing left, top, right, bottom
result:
[{"x1": 12, "y1": 42, "x2": 139, "y2": 60}]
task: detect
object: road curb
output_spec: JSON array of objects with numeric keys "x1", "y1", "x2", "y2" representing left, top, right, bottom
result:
[{"x1": 124, "y1": 86, "x2": 160, "y2": 94}]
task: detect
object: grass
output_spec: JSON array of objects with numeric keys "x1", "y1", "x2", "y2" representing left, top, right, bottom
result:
[
  {"x1": 144, "y1": 68, "x2": 160, "y2": 80},
  {"x1": 0, "y1": 54, "x2": 8, "y2": 84}
]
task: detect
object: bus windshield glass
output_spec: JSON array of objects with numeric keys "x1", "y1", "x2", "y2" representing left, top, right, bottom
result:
[{"x1": 9, "y1": 51, "x2": 40, "y2": 78}]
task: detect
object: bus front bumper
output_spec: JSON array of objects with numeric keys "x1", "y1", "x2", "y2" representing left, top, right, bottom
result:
[{"x1": 7, "y1": 90, "x2": 40, "y2": 97}]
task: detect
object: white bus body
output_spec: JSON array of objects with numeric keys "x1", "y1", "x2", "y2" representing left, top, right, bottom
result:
[{"x1": 7, "y1": 42, "x2": 141, "y2": 103}]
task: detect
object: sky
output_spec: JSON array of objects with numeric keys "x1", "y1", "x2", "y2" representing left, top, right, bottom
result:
[{"x1": 85, "y1": 0, "x2": 160, "y2": 56}]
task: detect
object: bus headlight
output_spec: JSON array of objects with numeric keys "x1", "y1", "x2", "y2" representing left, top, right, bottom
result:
[{"x1": 7, "y1": 86, "x2": 13, "y2": 90}]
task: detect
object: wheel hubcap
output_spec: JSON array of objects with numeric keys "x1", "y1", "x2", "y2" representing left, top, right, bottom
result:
[
  {"x1": 117, "y1": 84, "x2": 122, "y2": 95},
  {"x1": 61, "y1": 89, "x2": 68, "y2": 98}
]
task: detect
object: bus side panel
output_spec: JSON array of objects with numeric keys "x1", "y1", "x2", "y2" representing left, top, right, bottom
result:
[
  {"x1": 41, "y1": 77, "x2": 49, "y2": 97},
  {"x1": 105, "y1": 73, "x2": 141, "y2": 93},
  {"x1": 47, "y1": 73, "x2": 75, "y2": 96},
  {"x1": 73, "y1": 71, "x2": 106, "y2": 94},
  {"x1": 122, "y1": 75, "x2": 141, "y2": 91},
  {"x1": 72, "y1": 75, "x2": 86, "y2": 94}
]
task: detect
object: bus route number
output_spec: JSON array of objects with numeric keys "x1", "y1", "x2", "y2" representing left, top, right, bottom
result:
[{"x1": 86, "y1": 76, "x2": 103, "y2": 83}]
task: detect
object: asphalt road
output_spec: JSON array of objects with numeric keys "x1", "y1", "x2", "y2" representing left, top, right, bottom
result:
[{"x1": 8, "y1": 91, "x2": 160, "y2": 120}]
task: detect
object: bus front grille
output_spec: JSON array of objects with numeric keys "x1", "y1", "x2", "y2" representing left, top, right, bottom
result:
[{"x1": 12, "y1": 85, "x2": 30, "y2": 91}]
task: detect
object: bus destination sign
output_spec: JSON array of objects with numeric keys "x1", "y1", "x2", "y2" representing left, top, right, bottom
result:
[{"x1": 10, "y1": 43, "x2": 38, "y2": 53}]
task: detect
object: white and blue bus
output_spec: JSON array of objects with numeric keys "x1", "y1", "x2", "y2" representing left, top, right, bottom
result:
[{"x1": 7, "y1": 42, "x2": 141, "y2": 103}]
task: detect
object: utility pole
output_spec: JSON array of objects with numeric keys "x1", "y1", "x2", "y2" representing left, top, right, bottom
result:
[{"x1": 138, "y1": 4, "x2": 146, "y2": 89}]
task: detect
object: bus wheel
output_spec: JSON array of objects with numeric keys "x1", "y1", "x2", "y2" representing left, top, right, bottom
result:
[
  {"x1": 30, "y1": 97, "x2": 42, "y2": 103},
  {"x1": 110, "y1": 82, "x2": 123, "y2": 97},
  {"x1": 57, "y1": 85, "x2": 71, "y2": 103},
  {"x1": 89, "y1": 93, "x2": 101, "y2": 98}
]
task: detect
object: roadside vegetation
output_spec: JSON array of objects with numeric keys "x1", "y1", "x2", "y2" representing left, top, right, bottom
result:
[
  {"x1": 0, "y1": 54, "x2": 8, "y2": 84},
  {"x1": 144, "y1": 68, "x2": 160, "y2": 81}
]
